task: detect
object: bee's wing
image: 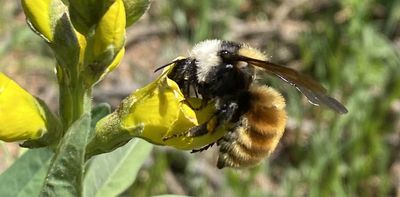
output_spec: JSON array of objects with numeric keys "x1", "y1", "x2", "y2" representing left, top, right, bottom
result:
[{"x1": 238, "y1": 56, "x2": 348, "y2": 114}]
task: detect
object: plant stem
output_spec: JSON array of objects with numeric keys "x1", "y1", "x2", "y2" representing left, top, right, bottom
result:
[
  {"x1": 44, "y1": 65, "x2": 92, "y2": 196},
  {"x1": 58, "y1": 69, "x2": 92, "y2": 132}
]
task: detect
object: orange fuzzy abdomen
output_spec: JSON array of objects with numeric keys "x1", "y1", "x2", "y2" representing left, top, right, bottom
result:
[{"x1": 217, "y1": 85, "x2": 287, "y2": 168}]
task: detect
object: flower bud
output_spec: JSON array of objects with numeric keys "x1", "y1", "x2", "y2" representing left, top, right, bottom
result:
[
  {"x1": 0, "y1": 73, "x2": 59, "y2": 142},
  {"x1": 68, "y1": 0, "x2": 105, "y2": 34},
  {"x1": 84, "y1": 0, "x2": 126, "y2": 85},
  {"x1": 92, "y1": 0, "x2": 126, "y2": 61},
  {"x1": 123, "y1": 0, "x2": 150, "y2": 27},
  {"x1": 21, "y1": 0, "x2": 67, "y2": 42}
]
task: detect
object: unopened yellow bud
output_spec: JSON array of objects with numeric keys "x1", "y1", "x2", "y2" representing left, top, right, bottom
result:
[
  {"x1": 0, "y1": 73, "x2": 47, "y2": 142},
  {"x1": 92, "y1": 0, "x2": 126, "y2": 59},
  {"x1": 21, "y1": 0, "x2": 67, "y2": 42},
  {"x1": 84, "y1": 0, "x2": 126, "y2": 85}
]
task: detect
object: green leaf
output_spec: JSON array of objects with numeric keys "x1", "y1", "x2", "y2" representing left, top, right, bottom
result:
[
  {"x1": 52, "y1": 13, "x2": 81, "y2": 71},
  {"x1": 123, "y1": 0, "x2": 150, "y2": 27},
  {"x1": 0, "y1": 148, "x2": 53, "y2": 197},
  {"x1": 40, "y1": 114, "x2": 91, "y2": 196},
  {"x1": 86, "y1": 103, "x2": 111, "y2": 158},
  {"x1": 90, "y1": 103, "x2": 111, "y2": 134},
  {"x1": 84, "y1": 139, "x2": 153, "y2": 197}
]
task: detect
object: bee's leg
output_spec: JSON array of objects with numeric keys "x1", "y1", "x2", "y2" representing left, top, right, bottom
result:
[
  {"x1": 162, "y1": 99, "x2": 239, "y2": 141},
  {"x1": 182, "y1": 97, "x2": 209, "y2": 111},
  {"x1": 162, "y1": 115, "x2": 219, "y2": 141},
  {"x1": 194, "y1": 85, "x2": 199, "y2": 98},
  {"x1": 217, "y1": 101, "x2": 239, "y2": 123},
  {"x1": 190, "y1": 142, "x2": 216, "y2": 153},
  {"x1": 182, "y1": 99, "x2": 204, "y2": 110},
  {"x1": 187, "y1": 84, "x2": 209, "y2": 110},
  {"x1": 189, "y1": 102, "x2": 240, "y2": 153},
  {"x1": 188, "y1": 115, "x2": 219, "y2": 136},
  {"x1": 179, "y1": 79, "x2": 190, "y2": 98},
  {"x1": 179, "y1": 80, "x2": 202, "y2": 110}
]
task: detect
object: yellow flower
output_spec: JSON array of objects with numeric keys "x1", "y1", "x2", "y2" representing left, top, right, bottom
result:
[
  {"x1": 122, "y1": 74, "x2": 223, "y2": 150},
  {"x1": 0, "y1": 73, "x2": 47, "y2": 142},
  {"x1": 86, "y1": 61, "x2": 226, "y2": 157}
]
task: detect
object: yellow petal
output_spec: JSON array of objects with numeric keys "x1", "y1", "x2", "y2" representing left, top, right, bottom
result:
[
  {"x1": 21, "y1": 0, "x2": 67, "y2": 42},
  {"x1": 0, "y1": 73, "x2": 46, "y2": 142},
  {"x1": 122, "y1": 77, "x2": 196, "y2": 142},
  {"x1": 76, "y1": 30, "x2": 87, "y2": 61},
  {"x1": 92, "y1": 0, "x2": 126, "y2": 58},
  {"x1": 21, "y1": 0, "x2": 52, "y2": 41}
]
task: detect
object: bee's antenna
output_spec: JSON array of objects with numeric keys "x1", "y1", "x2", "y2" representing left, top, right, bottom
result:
[{"x1": 154, "y1": 59, "x2": 184, "y2": 73}]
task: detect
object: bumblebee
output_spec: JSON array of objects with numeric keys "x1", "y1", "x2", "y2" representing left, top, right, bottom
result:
[{"x1": 156, "y1": 39, "x2": 347, "y2": 168}]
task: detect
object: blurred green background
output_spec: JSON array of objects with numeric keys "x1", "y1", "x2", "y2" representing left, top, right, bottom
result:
[{"x1": 1, "y1": 0, "x2": 400, "y2": 196}]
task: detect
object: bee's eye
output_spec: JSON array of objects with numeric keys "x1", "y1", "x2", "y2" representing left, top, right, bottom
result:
[{"x1": 219, "y1": 50, "x2": 231, "y2": 59}]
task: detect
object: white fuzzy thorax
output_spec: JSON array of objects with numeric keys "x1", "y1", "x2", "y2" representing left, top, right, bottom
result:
[{"x1": 190, "y1": 39, "x2": 222, "y2": 82}]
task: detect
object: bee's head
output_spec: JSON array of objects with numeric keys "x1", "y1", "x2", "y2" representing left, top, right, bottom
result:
[
  {"x1": 190, "y1": 39, "x2": 255, "y2": 96},
  {"x1": 190, "y1": 40, "x2": 247, "y2": 81}
]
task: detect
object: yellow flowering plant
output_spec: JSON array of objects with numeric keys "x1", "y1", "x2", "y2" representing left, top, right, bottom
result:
[{"x1": 0, "y1": 1, "x2": 222, "y2": 196}]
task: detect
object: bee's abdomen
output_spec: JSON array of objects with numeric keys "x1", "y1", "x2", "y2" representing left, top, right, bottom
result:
[{"x1": 217, "y1": 86, "x2": 287, "y2": 168}]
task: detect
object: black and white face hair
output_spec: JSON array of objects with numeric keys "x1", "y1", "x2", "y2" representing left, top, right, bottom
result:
[
  {"x1": 166, "y1": 39, "x2": 255, "y2": 101},
  {"x1": 190, "y1": 39, "x2": 222, "y2": 82},
  {"x1": 190, "y1": 40, "x2": 245, "y2": 82}
]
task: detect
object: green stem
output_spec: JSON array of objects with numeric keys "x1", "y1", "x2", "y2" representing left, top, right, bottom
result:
[
  {"x1": 58, "y1": 69, "x2": 92, "y2": 132},
  {"x1": 44, "y1": 66, "x2": 92, "y2": 196}
]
